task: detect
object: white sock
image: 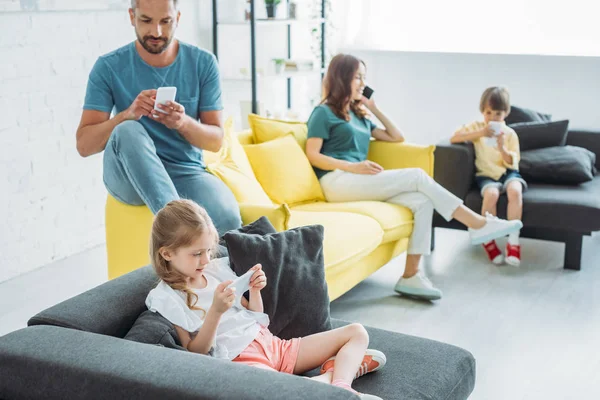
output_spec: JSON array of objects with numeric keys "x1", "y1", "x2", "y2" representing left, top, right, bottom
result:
[{"x1": 508, "y1": 230, "x2": 520, "y2": 245}]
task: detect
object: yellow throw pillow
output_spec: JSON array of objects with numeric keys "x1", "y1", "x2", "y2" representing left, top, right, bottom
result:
[
  {"x1": 206, "y1": 119, "x2": 272, "y2": 205},
  {"x1": 243, "y1": 135, "x2": 325, "y2": 206},
  {"x1": 248, "y1": 113, "x2": 308, "y2": 149}
]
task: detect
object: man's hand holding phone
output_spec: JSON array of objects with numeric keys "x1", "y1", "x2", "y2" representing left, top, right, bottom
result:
[
  {"x1": 150, "y1": 86, "x2": 188, "y2": 130},
  {"x1": 124, "y1": 89, "x2": 157, "y2": 121}
]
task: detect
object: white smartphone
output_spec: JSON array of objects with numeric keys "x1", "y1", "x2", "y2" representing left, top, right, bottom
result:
[
  {"x1": 154, "y1": 86, "x2": 177, "y2": 114},
  {"x1": 228, "y1": 269, "x2": 255, "y2": 295},
  {"x1": 488, "y1": 121, "x2": 503, "y2": 136}
]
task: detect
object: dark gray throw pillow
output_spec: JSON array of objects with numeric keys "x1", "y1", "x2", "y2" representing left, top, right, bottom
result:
[
  {"x1": 510, "y1": 120, "x2": 569, "y2": 151},
  {"x1": 520, "y1": 146, "x2": 597, "y2": 184},
  {"x1": 505, "y1": 105, "x2": 552, "y2": 125},
  {"x1": 223, "y1": 224, "x2": 331, "y2": 340},
  {"x1": 219, "y1": 216, "x2": 278, "y2": 248},
  {"x1": 123, "y1": 310, "x2": 187, "y2": 351}
]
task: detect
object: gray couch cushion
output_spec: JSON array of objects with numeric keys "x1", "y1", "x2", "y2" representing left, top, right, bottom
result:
[
  {"x1": 329, "y1": 320, "x2": 476, "y2": 400},
  {"x1": 505, "y1": 105, "x2": 552, "y2": 125},
  {"x1": 520, "y1": 146, "x2": 597, "y2": 184},
  {"x1": 465, "y1": 176, "x2": 600, "y2": 232},
  {"x1": 123, "y1": 310, "x2": 186, "y2": 351},
  {"x1": 223, "y1": 224, "x2": 331, "y2": 340},
  {"x1": 28, "y1": 266, "x2": 159, "y2": 337},
  {"x1": 510, "y1": 120, "x2": 569, "y2": 151}
]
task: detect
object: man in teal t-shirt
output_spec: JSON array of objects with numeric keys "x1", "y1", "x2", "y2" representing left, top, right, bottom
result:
[{"x1": 76, "y1": 0, "x2": 241, "y2": 235}]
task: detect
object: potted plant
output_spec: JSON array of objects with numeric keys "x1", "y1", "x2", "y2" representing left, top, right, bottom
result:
[
  {"x1": 272, "y1": 58, "x2": 286, "y2": 74},
  {"x1": 265, "y1": 0, "x2": 281, "y2": 19}
]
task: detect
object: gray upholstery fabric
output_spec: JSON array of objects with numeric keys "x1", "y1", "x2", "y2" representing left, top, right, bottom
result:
[
  {"x1": 509, "y1": 120, "x2": 569, "y2": 151},
  {"x1": 434, "y1": 141, "x2": 476, "y2": 199},
  {"x1": 232, "y1": 215, "x2": 278, "y2": 236},
  {"x1": 0, "y1": 325, "x2": 357, "y2": 400},
  {"x1": 464, "y1": 177, "x2": 600, "y2": 232},
  {"x1": 505, "y1": 105, "x2": 552, "y2": 125},
  {"x1": 567, "y1": 129, "x2": 600, "y2": 169},
  {"x1": 434, "y1": 140, "x2": 600, "y2": 233},
  {"x1": 123, "y1": 309, "x2": 186, "y2": 351},
  {"x1": 330, "y1": 321, "x2": 476, "y2": 400},
  {"x1": 28, "y1": 266, "x2": 158, "y2": 337},
  {"x1": 11, "y1": 259, "x2": 477, "y2": 400},
  {"x1": 520, "y1": 146, "x2": 597, "y2": 184},
  {"x1": 223, "y1": 224, "x2": 331, "y2": 340}
]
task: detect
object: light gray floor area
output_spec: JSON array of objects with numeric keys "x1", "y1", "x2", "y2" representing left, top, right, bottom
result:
[{"x1": 0, "y1": 229, "x2": 598, "y2": 399}]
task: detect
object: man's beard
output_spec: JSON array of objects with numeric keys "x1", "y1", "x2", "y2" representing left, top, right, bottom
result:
[{"x1": 137, "y1": 33, "x2": 172, "y2": 54}]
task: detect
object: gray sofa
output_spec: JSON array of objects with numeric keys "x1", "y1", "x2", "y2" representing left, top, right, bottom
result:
[
  {"x1": 0, "y1": 266, "x2": 476, "y2": 400},
  {"x1": 432, "y1": 129, "x2": 600, "y2": 270}
]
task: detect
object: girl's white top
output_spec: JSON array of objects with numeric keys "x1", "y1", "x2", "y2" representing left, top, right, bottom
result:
[{"x1": 145, "y1": 257, "x2": 269, "y2": 360}]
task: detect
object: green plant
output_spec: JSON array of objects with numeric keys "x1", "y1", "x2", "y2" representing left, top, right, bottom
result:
[
  {"x1": 265, "y1": 0, "x2": 281, "y2": 5},
  {"x1": 272, "y1": 58, "x2": 286, "y2": 65}
]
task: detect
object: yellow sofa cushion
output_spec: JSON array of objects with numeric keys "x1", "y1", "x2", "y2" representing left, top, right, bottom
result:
[
  {"x1": 287, "y1": 210, "x2": 383, "y2": 275},
  {"x1": 292, "y1": 201, "x2": 414, "y2": 244},
  {"x1": 248, "y1": 113, "x2": 308, "y2": 149},
  {"x1": 206, "y1": 120, "x2": 272, "y2": 205},
  {"x1": 243, "y1": 135, "x2": 325, "y2": 205},
  {"x1": 368, "y1": 141, "x2": 436, "y2": 177},
  {"x1": 239, "y1": 203, "x2": 291, "y2": 232}
]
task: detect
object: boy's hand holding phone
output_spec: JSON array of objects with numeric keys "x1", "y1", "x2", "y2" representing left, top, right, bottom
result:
[{"x1": 480, "y1": 125, "x2": 496, "y2": 138}]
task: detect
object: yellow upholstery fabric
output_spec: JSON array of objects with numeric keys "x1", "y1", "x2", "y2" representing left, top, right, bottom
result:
[
  {"x1": 248, "y1": 113, "x2": 308, "y2": 149},
  {"x1": 287, "y1": 210, "x2": 383, "y2": 275},
  {"x1": 206, "y1": 120, "x2": 272, "y2": 205},
  {"x1": 368, "y1": 141, "x2": 436, "y2": 177},
  {"x1": 292, "y1": 201, "x2": 414, "y2": 244},
  {"x1": 239, "y1": 203, "x2": 290, "y2": 232},
  {"x1": 326, "y1": 240, "x2": 407, "y2": 300},
  {"x1": 105, "y1": 196, "x2": 154, "y2": 280},
  {"x1": 105, "y1": 122, "x2": 435, "y2": 300},
  {"x1": 243, "y1": 135, "x2": 325, "y2": 205}
]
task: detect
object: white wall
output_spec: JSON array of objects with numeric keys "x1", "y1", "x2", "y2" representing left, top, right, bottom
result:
[
  {"x1": 3, "y1": 0, "x2": 597, "y2": 283},
  {"x1": 347, "y1": 49, "x2": 600, "y2": 147},
  {"x1": 0, "y1": 0, "x2": 321, "y2": 283},
  {"x1": 0, "y1": 1, "x2": 208, "y2": 283}
]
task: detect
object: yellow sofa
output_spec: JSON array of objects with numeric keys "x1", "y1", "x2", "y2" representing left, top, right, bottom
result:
[{"x1": 105, "y1": 116, "x2": 435, "y2": 301}]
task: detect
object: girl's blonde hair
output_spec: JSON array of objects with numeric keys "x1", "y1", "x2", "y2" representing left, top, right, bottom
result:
[{"x1": 150, "y1": 199, "x2": 219, "y2": 313}]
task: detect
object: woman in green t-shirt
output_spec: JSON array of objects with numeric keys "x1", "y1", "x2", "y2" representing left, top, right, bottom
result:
[{"x1": 306, "y1": 54, "x2": 522, "y2": 301}]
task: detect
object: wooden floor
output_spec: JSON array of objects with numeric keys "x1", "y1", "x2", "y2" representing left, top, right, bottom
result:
[{"x1": 1, "y1": 228, "x2": 598, "y2": 400}]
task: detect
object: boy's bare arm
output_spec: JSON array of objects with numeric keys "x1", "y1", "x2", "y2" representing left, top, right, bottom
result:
[{"x1": 451, "y1": 125, "x2": 494, "y2": 144}]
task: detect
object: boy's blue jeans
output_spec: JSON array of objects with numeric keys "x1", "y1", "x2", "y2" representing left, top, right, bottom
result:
[{"x1": 103, "y1": 121, "x2": 242, "y2": 236}]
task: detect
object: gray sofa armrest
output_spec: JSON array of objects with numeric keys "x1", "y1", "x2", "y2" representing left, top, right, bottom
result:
[
  {"x1": 434, "y1": 140, "x2": 476, "y2": 199},
  {"x1": 567, "y1": 129, "x2": 600, "y2": 169},
  {"x1": 0, "y1": 326, "x2": 357, "y2": 400}
]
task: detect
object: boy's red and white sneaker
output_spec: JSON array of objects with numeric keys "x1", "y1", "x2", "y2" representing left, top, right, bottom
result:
[
  {"x1": 483, "y1": 240, "x2": 504, "y2": 264},
  {"x1": 505, "y1": 243, "x2": 521, "y2": 267},
  {"x1": 320, "y1": 349, "x2": 386, "y2": 379}
]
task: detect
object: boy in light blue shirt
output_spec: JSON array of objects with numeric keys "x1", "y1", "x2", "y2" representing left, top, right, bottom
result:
[{"x1": 77, "y1": 0, "x2": 241, "y2": 235}]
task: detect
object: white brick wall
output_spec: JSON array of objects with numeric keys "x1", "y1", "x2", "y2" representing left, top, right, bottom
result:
[
  {"x1": 0, "y1": 0, "x2": 322, "y2": 283},
  {"x1": 0, "y1": 10, "x2": 136, "y2": 283}
]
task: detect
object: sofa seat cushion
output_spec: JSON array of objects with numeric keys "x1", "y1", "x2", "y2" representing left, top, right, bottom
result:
[
  {"x1": 292, "y1": 201, "x2": 413, "y2": 244},
  {"x1": 287, "y1": 210, "x2": 384, "y2": 275},
  {"x1": 328, "y1": 320, "x2": 476, "y2": 400},
  {"x1": 465, "y1": 176, "x2": 600, "y2": 232}
]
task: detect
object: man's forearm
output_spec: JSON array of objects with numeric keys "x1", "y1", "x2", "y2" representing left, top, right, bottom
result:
[
  {"x1": 178, "y1": 116, "x2": 224, "y2": 152},
  {"x1": 76, "y1": 111, "x2": 128, "y2": 157}
]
